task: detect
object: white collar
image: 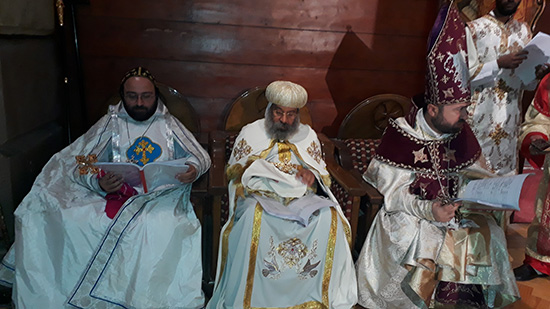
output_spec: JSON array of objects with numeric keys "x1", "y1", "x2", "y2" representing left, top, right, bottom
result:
[{"x1": 416, "y1": 109, "x2": 453, "y2": 140}]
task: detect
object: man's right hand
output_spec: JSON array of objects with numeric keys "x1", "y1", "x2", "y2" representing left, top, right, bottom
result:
[
  {"x1": 99, "y1": 172, "x2": 124, "y2": 193},
  {"x1": 432, "y1": 200, "x2": 460, "y2": 222},
  {"x1": 497, "y1": 50, "x2": 528, "y2": 69}
]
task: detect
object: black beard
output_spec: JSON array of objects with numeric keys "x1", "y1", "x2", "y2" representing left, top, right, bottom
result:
[
  {"x1": 432, "y1": 114, "x2": 464, "y2": 134},
  {"x1": 265, "y1": 112, "x2": 300, "y2": 140},
  {"x1": 496, "y1": 1, "x2": 520, "y2": 16},
  {"x1": 123, "y1": 100, "x2": 158, "y2": 121}
]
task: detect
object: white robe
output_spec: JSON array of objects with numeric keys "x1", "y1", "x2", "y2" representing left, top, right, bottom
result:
[
  {"x1": 207, "y1": 119, "x2": 357, "y2": 308},
  {"x1": 0, "y1": 101, "x2": 211, "y2": 308},
  {"x1": 466, "y1": 12, "x2": 535, "y2": 176},
  {"x1": 355, "y1": 112, "x2": 519, "y2": 308}
]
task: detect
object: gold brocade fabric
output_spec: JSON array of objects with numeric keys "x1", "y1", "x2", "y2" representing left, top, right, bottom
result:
[
  {"x1": 244, "y1": 204, "x2": 264, "y2": 308},
  {"x1": 405, "y1": 259, "x2": 438, "y2": 307},
  {"x1": 437, "y1": 214, "x2": 492, "y2": 282}
]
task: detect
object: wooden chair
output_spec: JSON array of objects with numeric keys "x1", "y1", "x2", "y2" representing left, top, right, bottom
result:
[
  {"x1": 208, "y1": 87, "x2": 366, "y2": 275},
  {"x1": 326, "y1": 94, "x2": 412, "y2": 253},
  {"x1": 222, "y1": 86, "x2": 313, "y2": 132}
]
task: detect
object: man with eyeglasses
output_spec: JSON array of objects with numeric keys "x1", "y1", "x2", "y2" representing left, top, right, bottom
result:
[
  {"x1": 0, "y1": 67, "x2": 211, "y2": 308},
  {"x1": 207, "y1": 81, "x2": 357, "y2": 308}
]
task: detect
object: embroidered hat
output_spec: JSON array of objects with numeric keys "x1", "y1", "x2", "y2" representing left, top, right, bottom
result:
[
  {"x1": 265, "y1": 81, "x2": 308, "y2": 109},
  {"x1": 424, "y1": 2, "x2": 470, "y2": 106},
  {"x1": 121, "y1": 66, "x2": 156, "y2": 85},
  {"x1": 119, "y1": 67, "x2": 159, "y2": 101}
]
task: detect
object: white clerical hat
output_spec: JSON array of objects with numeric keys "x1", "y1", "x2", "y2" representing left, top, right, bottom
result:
[{"x1": 265, "y1": 81, "x2": 308, "y2": 109}]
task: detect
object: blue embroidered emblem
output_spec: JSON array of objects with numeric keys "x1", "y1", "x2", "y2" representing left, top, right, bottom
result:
[{"x1": 126, "y1": 136, "x2": 161, "y2": 166}]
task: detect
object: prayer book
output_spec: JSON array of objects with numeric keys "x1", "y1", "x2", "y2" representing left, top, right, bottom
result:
[
  {"x1": 516, "y1": 32, "x2": 550, "y2": 85},
  {"x1": 253, "y1": 194, "x2": 337, "y2": 227},
  {"x1": 456, "y1": 173, "x2": 535, "y2": 211},
  {"x1": 95, "y1": 158, "x2": 189, "y2": 193}
]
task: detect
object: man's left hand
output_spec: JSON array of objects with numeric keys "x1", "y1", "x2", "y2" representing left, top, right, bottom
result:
[
  {"x1": 176, "y1": 164, "x2": 197, "y2": 183},
  {"x1": 296, "y1": 168, "x2": 315, "y2": 187}
]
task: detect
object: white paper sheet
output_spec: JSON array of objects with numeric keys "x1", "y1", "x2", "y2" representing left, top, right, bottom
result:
[
  {"x1": 456, "y1": 173, "x2": 531, "y2": 211},
  {"x1": 96, "y1": 157, "x2": 189, "y2": 192},
  {"x1": 515, "y1": 32, "x2": 550, "y2": 85}
]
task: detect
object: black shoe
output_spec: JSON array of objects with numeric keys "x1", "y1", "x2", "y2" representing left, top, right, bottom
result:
[{"x1": 514, "y1": 264, "x2": 549, "y2": 281}]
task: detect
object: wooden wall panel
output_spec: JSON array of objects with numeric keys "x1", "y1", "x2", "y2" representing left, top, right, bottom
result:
[
  {"x1": 77, "y1": 16, "x2": 427, "y2": 72},
  {"x1": 79, "y1": 0, "x2": 434, "y2": 36},
  {"x1": 73, "y1": 0, "x2": 438, "y2": 137},
  {"x1": 82, "y1": 57, "x2": 423, "y2": 133}
]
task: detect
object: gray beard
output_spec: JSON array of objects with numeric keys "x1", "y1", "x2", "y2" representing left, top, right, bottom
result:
[{"x1": 265, "y1": 113, "x2": 300, "y2": 141}]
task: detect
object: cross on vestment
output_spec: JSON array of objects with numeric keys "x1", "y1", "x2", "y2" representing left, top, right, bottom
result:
[
  {"x1": 134, "y1": 139, "x2": 155, "y2": 165},
  {"x1": 75, "y1": 154, "x2": 99, "y2": 175},
  {"x1": 488, "y1": 124, "x2": 509, "y2": 146}
]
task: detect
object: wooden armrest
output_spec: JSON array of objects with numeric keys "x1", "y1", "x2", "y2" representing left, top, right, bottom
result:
[
  {"x1": 190, "y1": 132, "x2": 210, "y2": 194},
  {"x1": 318, "y1": 133, "x2": 366, "y2": 196},
  {"x1": 208, "y1": 131, "x2": 229, "y2": 195},
  {"x1": 359, "y1": 171, "x2": 384, "y2": 206},
  {"x1": 331, "y1": 138, "x2": 355, "y2": 170}
]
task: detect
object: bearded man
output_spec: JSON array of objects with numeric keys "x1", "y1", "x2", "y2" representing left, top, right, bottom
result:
[
  {"x1": 207, "y1": 81, "x2": 357, "y2": 308},
  {"x1": 466, "y1": 0, "x2": 549, "y2": 176},
  {"x1": 356, "y1": 4, "x2": 519, "y2": 308},
  {"x1": 0, "y1": 67, "x2": 211, "y2": 308}
]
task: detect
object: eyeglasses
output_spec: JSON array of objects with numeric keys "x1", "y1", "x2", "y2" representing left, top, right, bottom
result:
[
  {"x1": 273, "y1": 109, "x2": 298, "y2": 118},
  {"x1": 124, "y1": 92, "x2": 155, "y2": 103}
]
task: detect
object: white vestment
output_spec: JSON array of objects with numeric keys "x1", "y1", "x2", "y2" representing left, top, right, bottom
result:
[
  {"x1": 466, "y1": 12, "x2": 534, "y2": 176},
  {"x1": 355, "y1": 112, "x2": 519, "y2": 308},
  {"x1": 207, "y1": 119, "x2": 357, "y2": 308},
  {"x1": 0, "y1": 101, "x2": 211, "y2": 308}
]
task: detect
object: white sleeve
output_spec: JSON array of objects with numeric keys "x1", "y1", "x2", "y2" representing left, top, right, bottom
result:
[{"x1": 364, "y1": 159, "x2": 436, "y2": 221}]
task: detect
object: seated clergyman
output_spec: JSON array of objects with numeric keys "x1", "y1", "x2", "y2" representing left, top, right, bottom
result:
[
  {"x1": 0, "y1": 67, "x2": 211, "y2": 308},
  {"x1": 207, "y1": 81, "x2": 357, "y2": 308},
  {"x1": 355, "y1": 4, "x2": 519, "y2": 308}
]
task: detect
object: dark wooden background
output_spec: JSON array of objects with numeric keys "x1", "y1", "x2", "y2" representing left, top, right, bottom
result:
[
  {"x1": 70, "y1": 0, "x2": 550, "y2": 139},
  {"x1": 71, "y1": 0, "x2": 438, "y2": 138}
]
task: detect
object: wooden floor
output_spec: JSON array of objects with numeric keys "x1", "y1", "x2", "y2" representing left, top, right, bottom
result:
[{"x1": 505, "y1": 223, "x2": 550, "y2": 309}]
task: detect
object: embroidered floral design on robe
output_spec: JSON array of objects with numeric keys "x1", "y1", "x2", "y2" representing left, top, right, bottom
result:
[
  {"x1": 307, "y1": 141, "x2": 322, "y2": 164},
  {"x1": 262, "y1": 236, "x2": 320, "y2": 280},
  {"x1": 233, "y1": 138, "x2": 252, "y2": 161}
]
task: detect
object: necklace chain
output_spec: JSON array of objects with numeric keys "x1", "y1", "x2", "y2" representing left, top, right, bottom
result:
[
  {"x1": 126, "y1": 117, "x2": 156, "y2": 142},
  {"x1": 125, "y1": 117, "x2": 156, "y2": 163}
]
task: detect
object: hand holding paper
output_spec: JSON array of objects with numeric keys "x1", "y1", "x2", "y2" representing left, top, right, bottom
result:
[
  {"x1": 176, "y1": 164, "x2": 197, "y2": 183},
  {"x1": 515, "y1": 32, "x2": 550, "y2": 84},
  {"x1": 95, "y1": 157, "x2": 190, "y2": 192},
  {"x1": 98, "y1": 172, "x2": 124, "y2": 193},
  {"x1": 457, "y1": 173, "x2": 539, "y2": 211}
]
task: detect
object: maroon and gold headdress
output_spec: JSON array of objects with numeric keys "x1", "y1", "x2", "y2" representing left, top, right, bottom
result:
[{"x1": 424, "y1": 2, "x2": 470, "y2": 106}]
